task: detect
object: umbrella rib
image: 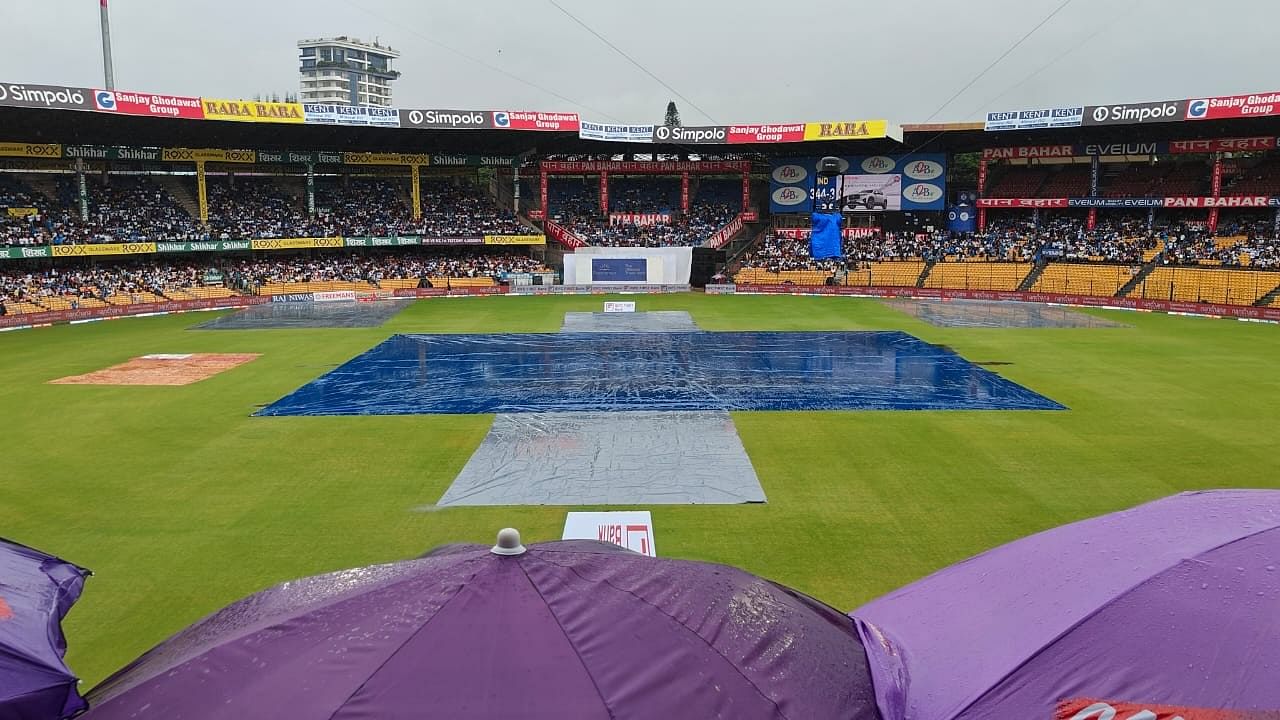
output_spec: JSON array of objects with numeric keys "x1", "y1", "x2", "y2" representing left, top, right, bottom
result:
[
  {"x1": 513, "y1": 557, "x2": 619, "y2": 720},
  {"x1": 945, "y1": 523, "x2": 1280, "y2": 720},
  {"x1": 527, "y1": 554, "x2": 794, "y2": 720},
  {"x1": 317, "y1": 558, "x2": 491, "y2": 720}
]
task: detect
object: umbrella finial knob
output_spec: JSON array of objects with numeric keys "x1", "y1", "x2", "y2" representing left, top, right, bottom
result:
[{"x1": 491, "y1": 528, "x2": 526, "y2": 556}]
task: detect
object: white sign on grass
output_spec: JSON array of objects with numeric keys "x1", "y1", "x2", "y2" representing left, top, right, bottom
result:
[
  {"x1": 603, "y1": 301, "x2": 636, "y2": 313},
  {"x1": 563, "y1": 511, "x2": 656, "y2": 557}
]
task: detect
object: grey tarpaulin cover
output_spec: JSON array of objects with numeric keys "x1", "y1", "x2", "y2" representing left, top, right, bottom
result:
[
  {"x1": 882, "y1": 299, "x2": 1127, "y2": 328},
  {"x1": 560, "y1": 311, "x2": 702, "y2": 333},
  {"x1": 197, "y1": 300, "x2": 414, "y2": 329},
  {"x1": 437, "y1": 411, "x2": 766, "y2": 506}
]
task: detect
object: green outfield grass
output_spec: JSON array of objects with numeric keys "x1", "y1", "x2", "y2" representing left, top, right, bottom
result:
[{"x1": 2, "y1": 293, "x2": 1278, "y2": 686}]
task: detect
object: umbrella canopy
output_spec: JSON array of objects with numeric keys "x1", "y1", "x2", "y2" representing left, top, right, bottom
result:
[
  {"x1": 851, "y1": 490, "x2": 1280, "y2": 720},
  {"x1": 0, "y1": 537, "x2": 91, "y2": 720},
  {"x1": 86, "y1": 532, "x2": 879, "y2": 720}
]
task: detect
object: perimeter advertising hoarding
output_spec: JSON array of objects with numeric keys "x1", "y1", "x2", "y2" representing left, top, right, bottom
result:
[
  {"x1": 579, "y1": 121, "x2": 654, "y2": 143},
  {"x1": 1186, "y1": 92, "x2": 1280, "y2": 120},
  {"x1": 769, "y1": 155, "x2": 946, "y2": 214},
  {"x1": 302, "y1": 104, "x2": 400, "y2": 127},
  {"x1": 984, "y1": 106, "x2": 1083, "y2": 131},
  {"x1": 93, "y1": 90, "x2": 204, "y2": 119},
  {"x1": 1083, "y1": 99, "x2": 1186, "y2": 126},
  {"x1": 0, "y1": 82, "x2": 94, "y2": 110},
  {"x1": 397, "y1": 109, "x2": 493, "y2": 130}
]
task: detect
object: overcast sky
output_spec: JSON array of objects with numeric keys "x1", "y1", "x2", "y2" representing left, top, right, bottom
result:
[{"x1": 2, "y1": 0, "x2": 1278, "y2": 125}]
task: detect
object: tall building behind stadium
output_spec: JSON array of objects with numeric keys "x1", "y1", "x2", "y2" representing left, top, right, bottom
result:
[{"x1": 297, "y1": 36, "x2": 400, "y2": 106}]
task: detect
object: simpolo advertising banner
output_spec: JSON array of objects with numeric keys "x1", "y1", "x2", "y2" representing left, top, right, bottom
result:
[
  {"x1": 49, "y1": 242, "x2": 157, "y2": 257},
  {"x1": 397, "y1": 108, "x2": 493, "y2": 130},
  {"x1": 0, "y1": 82, "x2": 95, "y2": 111},
  {"x1": 493, "y1": 111, "x2": 580, "y2": 131},
  {"x1": 652, "y1": 125, "x2": 727, "y2": 144},
  {"x1": 249, "y1": 237, "x2": 344, "y2": 250},
  {"x1": 0, "y1": 142, "x2": 61, "y2": 158},
  {"x1": 768, "y1": 155, "x2": 946, "y2": 214},
  {"x1": 201, "y1": 98, "x2": 305, "y2": 123},
  {"x1": 1083, "y1": 99, "x2": 1186, "y2": 126},
  {"x1": 92, "y1": 89, "x2": 204, "y2": 119},
  {"x1": 984, "y1": 106, "x2": 1083, "y2": 131},
  {"x1": 302, "y1": 104, "x2": 399, "y2": 127},
  {"x1": 342, "y1": 152, "x2": 430, "y2": 166},
  {"x1": 1186, "y1": 91, "x2": 1280, "y2": 120},
  {"x1": 579, "y1": 121, "x2": 654, "y2": 143},
  {"x1": 483, "y1": 234, "x2": 546, "y2": 245},
  {"x1": 801, "y1": 120, "x2": 891, "y2": 141}
]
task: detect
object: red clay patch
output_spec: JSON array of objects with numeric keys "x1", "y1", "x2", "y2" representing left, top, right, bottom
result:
[{"x1": 49, "y1": 353, "x2": 260, "y2": 386}]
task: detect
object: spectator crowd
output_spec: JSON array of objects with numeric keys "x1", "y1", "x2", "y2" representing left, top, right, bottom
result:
[
  {"x1": 0, "y1": 249, "x2": 549, "y2": 313},
  {"x1": 0, "y1": 174, "x2": 529, "y2": 245}
]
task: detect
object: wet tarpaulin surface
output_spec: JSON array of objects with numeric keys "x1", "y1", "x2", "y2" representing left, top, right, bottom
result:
[
  {"x1": 436, "y1": 411, "x2": 766, "y2": 506},
  {"x1": 882, "y1": 299, "x2": 1128, "y2": 328},
  {"x1": 560, "y1": 311, "x2": 702, "y2": 333},
  {"x1": 196, "y1": 300, "x2": 414, "y2": 329},
  {"x1": 257, "y1": 330, "x2": 1064, "y2": 416}
]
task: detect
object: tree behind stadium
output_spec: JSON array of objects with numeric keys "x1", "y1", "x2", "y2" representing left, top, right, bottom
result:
[{"x1": 664, "y1": 100, "x2": 681, "y2": 128}]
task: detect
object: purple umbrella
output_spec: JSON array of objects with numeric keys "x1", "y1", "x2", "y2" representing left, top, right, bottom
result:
[
  {"x1": 0, "y1": 537, "x2": 91, "y2": 720},
  {"x1": 851, "y1": 490, "x2": 1280, "y2": 720},
  {"x1": 86, "y1": 531, "x2": 879, "y2": 720}
]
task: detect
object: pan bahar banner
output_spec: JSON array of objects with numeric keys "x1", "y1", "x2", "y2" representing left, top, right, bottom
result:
[
  {"x1": 484, "y1": 234, "x2": 546, "y2": 245},
  {"x1": 50, "y1": 242, "x2": 157, "y2": 257},
  {"x1": 201, "y1": 98, "x2": 305, "y2": 124},
  {"x1": 249, "y1": 237, "x2": 344, "y2": 250}
]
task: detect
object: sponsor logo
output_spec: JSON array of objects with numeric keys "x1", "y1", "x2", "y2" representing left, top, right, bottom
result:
[
  {"x1": 771, "y1": 164, "x2": 807, "y2": 184},
  {"x1": 903, "y1": 183, "x2": 942, "y2": 203},
  {"x1": 982, "y1": 145, "x2": 1075, "y2": 159},
  {"x1": 727, "y1": 123, "x2": 806, "y2": 144},
  {"x1": 1163, "y1": 195, "x2": 1275, "y2": 208},
  {"x1": 1185, "y1": 91, "x2": 1280, "y2": 120},
  {"x1": 498, "y1": 110, "x2": 580, "y2": 131},
  {"x1": 772, "y1": 186, "x2": 808, "y2": 207},
  {"x1": 400, "y1": 109, "x2": 489, "y2": 128},
  {"x1": 94, "y1": 90, "x2": 116, "y2": 110},
  {"x1": 493, "y1": 111, "x2": 509, "y2": 127},
  {"x1": 903, "y1": 159, "x2": 944, "y2": 180},
  {"x1": 201, "y1": 99, "x2": 303, "y2": 123},
  {"x1": 0, "y1": 83, "x2": 93, "y2": 110},
  {"x1": 975, "y1": 198, "x2": 1069, "y2": 208},
  {"x1": 984, "y1": 106, "x2": 1082, "y2": 131},
  {"x1": 1081, "y1": 142, "x2": 1160, "y2": 155},
  {"x1": 861, "y1": 156, "x2": 894, "y2": 174},
  {"x1": 1084, "y1": 100, "x2": 1185, "y2": 125},
  {"x1": 803, "y1": 120, "x2": 890, "y2": 140},
  {"x1": 653, "y1": 125, "x2": 727, "y2": 143}
]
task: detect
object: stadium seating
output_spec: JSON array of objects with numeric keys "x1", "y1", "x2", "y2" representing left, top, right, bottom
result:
[
  {"x1": 922, "y1": 263, "x2": 1031, "y2": 291},
  {"x1": 1130, "y1": 267, "x2": 1280, "y2": 305},
  {"x1": 984, "y1": 166, "x2": 1049, "y2": 198},
  {"x1": 1031, "y1": 264, "x2": 1138, "y2": 295}
]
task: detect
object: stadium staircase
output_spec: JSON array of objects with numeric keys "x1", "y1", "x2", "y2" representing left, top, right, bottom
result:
[
  {"x1": 23, "y1": 175, "x2": 61, "y2": 206},
  {"x1": 1116, "y1": 254, "x2": 1165, "y2": 298},
  {"x1": 154, "y1": 176, "x2": 200, "y2": 219},
  {"x1": 1017, "y1": 261, "x2": 1048, "y2": 291},
  {"x1": 914, "y1": 260, "x2": 936, "y2": 288},
  {"x1": 1253, "y1": 279, "x2": 1280, "y2": 307}
]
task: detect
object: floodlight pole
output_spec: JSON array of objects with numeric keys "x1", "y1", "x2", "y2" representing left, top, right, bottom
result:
[{"x1": 100, "y1": 0, "x2": 116, "y2": 90}]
